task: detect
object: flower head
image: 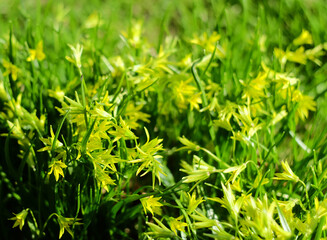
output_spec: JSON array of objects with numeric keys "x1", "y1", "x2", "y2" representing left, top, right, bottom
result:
[
  {"x1": 94, "y1": 164, "x2": 116, "y2": 192},
  {"x1": 131, "y1": 127, "x2": 164, "y2": 189},
  {"x1": 48, "y1": 160, "x2": 67, "y2": 181},
  {"x1": 9, "y1": 209, "x2": 29, "y2": 230},
  {"x1": 274, "y1": 161, "x2": 299, "y2": 182},
  {"x1": 186, "y1": 191, "x2": 204, "y2": 214},
  {"x1": 38, "y1": 125, "x2": 64, "y2": 152},
  {"x1": 293, "y1": 29, "x2": 313, "y2": 46},
  {"x1": 223, "y1": 161, "x2": 250, "y2": 184},
  {"x1": 84, "y1": 12, "x2": 103, "y2": 29},
  {"x1": 168, "y1": 216, "x2": 188, "y2": 235},
  {"x1": 2, "y1": 59, "x2": 20, "y2": 81},
  {"x1": 178, "y1": 136, "x2": 201, "y2": 152},
  {"x1": 48, "y1": 87, "x2": 65, "y2": 102},
  {"x1": 146, "y1": 217, "x2": 174, "y2": 238},
  {"x1": 121, "y1": 20, "x2": 143, "y2": 49},
  {"x1": 65, "y1": 43, "x2": 83, "y2": 75},
  {"x1": 140, "y1": 196, "x2": 163, "y2": 215},
  {"x1": 57, "y1": 215, "x2": 82, "y2": 239},
  {"x1": 295, "y1": 93, "x2": 316, "y2": 121},
  {"x1": 190, "y1": 32, "x2": 221, "y2": 53},
  {"x1": 208, "y1": 183, "x2": 246, "y2": 221},
  {"x1": 27, "y1": 41, "x2": 46, "y2": 62},
  {"x1": 180, "y1": 156, "x2": 217, "y2": 183}
]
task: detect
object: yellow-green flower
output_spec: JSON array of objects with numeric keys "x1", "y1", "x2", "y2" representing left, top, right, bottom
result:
[
  {"x1": 48, "y1": 160, "x2": 67, "y2": 181},
  {"x1": 132, "y1": 127, "x2": 164, "y2": 189},
  {"x1": 190, "y1": 210, "x2": 218, "y2": 229},
  {"x1": 178, "y1": 53, "x2": 192, "y2": 68},
  {"x1": 108, "y1": 117, "x2": 137, "y2": 142},
  {"x1": 286, "y1": 47, "x2": 307, "y2": 64},
  {"x1": 269, "y1": 109, "x2": 288, "y2": 126},
  {"x1": 189, "y1": 93, "x2": 202, "y2": 111},
  {"x1": 84, "y1": 11, "x2": 103, "y2": 29},
  {"x1": 168, "y1": 216, "x2": 188, "y2": 235},
  {"x1": 140, "y1": 196, "x2": 163, "y2": 215},
  {"x1": 38, "y1": 125, "x2": 64, "y2": 152},
  {"x1": 9, "y1": 209, "x2": 29, "y2": 230},
  {"x1": 65, "y1": 43, "x2": 83, "y2": 74},
  {"x1": 240, "y1": 71, "x2": 268, "y2": 99},
  {"x1": 278, "y1": 87, "x2": 316, "y2": 121},
  {"x1": 295, "y1": 93, "x2": 316, "y2": 121},
  {"x1": 121, "y1": 20, "x2": 143, "y2": 49},
  {"x1": 57, "y1": 215, "x2": 82, "y2": 239},
  {"x1": 178, "y1": 136, "x2": 200, "y2": 152},
  {"x1": 146, "y1": 217, "x2": 175, "y2": 238},
  {"x1": 109, "y1": 56, "x2": 125, "y2": 78},
  {"x1": 48, "y1": 87, "x2": 65, "y2": 102},
  {"x1": 274, "y1": 47, "x2": 307, "y2": 65},
  {"x1": 293, "y1": 29, "x2": 313, "y2": 46},
  {"x1": 274, "y1": 161, "x2": 299, "y2": 182},
  {"x1": 190, "y1": 32, "x2": 223, "y2": 54},
  {"x1": 233, "y1": 105, "x2": 262, "y2": 138},
  {"x1": 2, "y1": 59, "x2": 20, "y2": 81},
  {"x1": 124, "y1": 102, "x2": 150, "y2": 129},
  {"x1": 94, "y1": 164, "x2": 116, "y2": 192},
  {"x1": 27, "y1": 41, "x2": 46, "y2": 62},
  {"x1": 213, "y1": 117, "x2": 233, "y2": 131},
  {"x1": 187, "y1": 191, "x2": 204, "y2": 214},
  {"x1": 223, "y1": 161, "x2": 250, "y2": 184},
  {"x1": 253, "y1": 170, "x2": 269, "y2": 189},
  {"x1": 180, "y1": 158, "x2": 217, "y2": 183},
  {"x1": 172, "y1": 78, "x2": 200, "y2": 110},
  {"x1": 208, "y1": 183, "x2": 247, "y2": 221},
  {"x1": 305, "y1": 44, "x2": 326, "y2": 66}
]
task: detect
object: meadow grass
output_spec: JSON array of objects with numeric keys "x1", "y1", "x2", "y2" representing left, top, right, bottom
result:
[{"x1": 1, "y1": 0, "x2": 327, "y2": 239}]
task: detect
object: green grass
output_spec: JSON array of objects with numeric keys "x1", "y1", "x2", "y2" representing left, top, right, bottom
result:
[{"x1": 1, "y1": 0, "x2": 327, "y2": 239}]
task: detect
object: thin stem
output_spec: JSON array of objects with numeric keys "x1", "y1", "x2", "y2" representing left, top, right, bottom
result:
[
  {"x1": 172, "y1": 193, "x2": 198, "y2": 240},
  {"x1": 41, "y1": 213, "x2": 58, "y2": 235},
  {"x1": 300, "y1": 180, "x2": 310, "y2": 208},
  {"x1": 191, "y1": 59, "x2": 221, "y2": 160},
  {"x1": 200, "y1": 147, "x2": 230, "y2": 168},
  {"x1": 80, "y1": 75, "x2": 89, "y2": 129},
  {"x1": 28, "y1": 209, "x2": 40, "y2": 236}
]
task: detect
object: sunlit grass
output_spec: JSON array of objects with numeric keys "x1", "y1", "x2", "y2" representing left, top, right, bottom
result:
[{"x1": 1, "y1": 0, "x2": 327, "y2": 239}]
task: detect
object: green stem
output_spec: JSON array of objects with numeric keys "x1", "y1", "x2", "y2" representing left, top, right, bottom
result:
[
  {"x1": 80, "y1": 75, "x2": 89, "y2": 129},
  {"x1": 28, "y1": 209, "x2": 40, "y2": 236},
  {"x1": 41, "y1": 213, "x2": 58, "y2": 236},
  {"x1": 191, "y1": 59, "x2": 208, "y2": 107},
  {"x1": 172, "y1": 193, "x2": 198, "y2": 240},
  {"x1": 314, "y1": 216, "x2": 326, "y2": 240},
  {"x1": 122, "y1": 180, "x2": 185, "y2": 204},
  {"x1": 300, "y1": 180, "x2": 310, "y2": 208},
  {"x1": 73, "y1": 184, "x2": 81, "y2": 226},
  {"x1": 191, "y1": 59, "x2": 221, "y2": 160},
  {"x1": 201, "y1": 147, "x2": 229, "y2": 168},
  {"x1": 51, "y1": 109, "x2": 70, "y2": 153},
  {"x1": 111, "y1": 72, "x2": 125, "y2": 105},
  {"x1": 201, "y1": 42, "x2": 217, "y2": 78}
]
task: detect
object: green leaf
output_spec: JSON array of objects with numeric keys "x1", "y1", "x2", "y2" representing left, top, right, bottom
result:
[
  {"x1": 275, "y1": 200, "x2": 292, "y2": 234},
  {"x1": 81, "y1": 119, "x2": 96, "y2": 155}
]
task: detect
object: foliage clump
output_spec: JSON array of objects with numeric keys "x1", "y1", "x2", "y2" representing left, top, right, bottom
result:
[{"x1": 1, "y1": 0, "x2": 327, "y2": 239}]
